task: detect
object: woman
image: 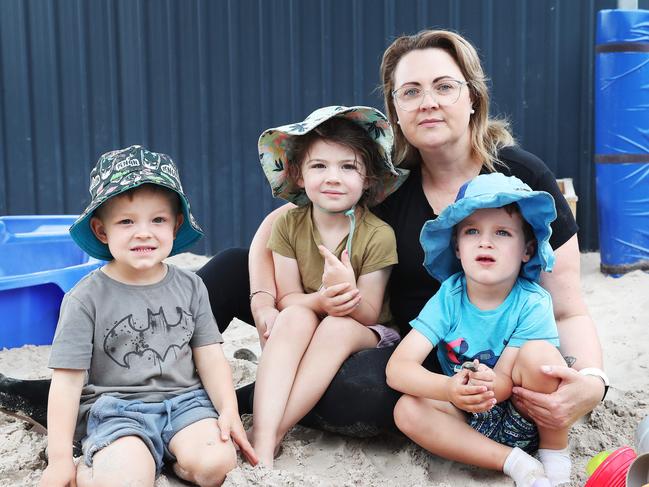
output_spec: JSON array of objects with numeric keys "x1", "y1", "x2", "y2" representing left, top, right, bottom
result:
[
  {"x1": 1, "y1": 30, "x2": 605, "y2": 442},
  {"x1": 244, "y1": 29, "x2": 606, "y2": 436}
]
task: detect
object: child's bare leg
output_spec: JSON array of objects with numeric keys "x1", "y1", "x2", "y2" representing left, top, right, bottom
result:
[
  {"x1": 512, "y1": 340, "x2": 571, "y2": 485},
  {"x1": 394, "y1": 394, "x2": 513, "y2": 469},
  {"x1": 275, "y1": 316, "x2": 378, "y2": 442},
  {"x1": 169, "y1": 418, "x2": 237, "y2": 487},
  {"x1": 76, "y1": 436, "x2": 155, "y2": 487},
  {"x1": 394, "y1": 395, "x2": 548, "y2": 486},
  {"x1": 511, "y1": 341, "x2": 568, "y2": 450},
  {"x1": 252, "y1": 305, "x2": 319, "y2": 466}
]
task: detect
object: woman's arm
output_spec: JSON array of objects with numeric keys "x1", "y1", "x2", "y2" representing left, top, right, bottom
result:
[
  {"x1": 248, "y1": 203, "x2": 294, "y2": 344},
  {"x1": 513, "y1": 235, "x2": 605, "y2": 429}
]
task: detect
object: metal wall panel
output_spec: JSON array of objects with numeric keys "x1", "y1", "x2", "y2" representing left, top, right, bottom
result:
[{"x1": 2, "y1": 0, "x2": 646, "y2": 252}]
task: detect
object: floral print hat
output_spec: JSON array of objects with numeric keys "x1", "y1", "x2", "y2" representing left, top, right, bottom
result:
[
  {"x1": 258, "y1": 105, "x2": 409, "y2": 207},
  {"x1": 69, "y1": 145, "x2": 203, "y2": 261}
]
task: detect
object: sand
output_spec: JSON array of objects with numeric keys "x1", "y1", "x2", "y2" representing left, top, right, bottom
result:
[{"x1": 1, "y1": 252, "x2": 647, "y2": 486}]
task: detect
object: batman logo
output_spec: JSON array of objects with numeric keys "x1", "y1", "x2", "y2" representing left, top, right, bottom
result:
[{"x1": 103, "y1": 307, "x2": 193, "y2": 370}]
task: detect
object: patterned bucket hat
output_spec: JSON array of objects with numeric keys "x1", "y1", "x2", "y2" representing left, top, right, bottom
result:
[
  {"x1": 69, "y1": 145, "x2": 203, "y2": 260},
  {"x1": 258, "y1": 105, "x2": 409, "y2": 206},
  {"x1": 420, "y1": 173, "x2": 557, "y2": 283}
]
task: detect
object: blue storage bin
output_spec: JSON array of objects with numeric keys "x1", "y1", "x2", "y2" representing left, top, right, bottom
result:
[{"x1": 0, "y1": 215, "x2": 103, "y2": 348}]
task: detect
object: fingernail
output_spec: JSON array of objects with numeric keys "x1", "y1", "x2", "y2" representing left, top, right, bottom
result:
[{"x1": 541, "y1": 365, "x2": 552, "y2": 373}]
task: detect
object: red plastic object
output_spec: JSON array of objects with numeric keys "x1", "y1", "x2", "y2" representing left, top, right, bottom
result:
[{"x1": 585, "y1": 446, "x2": 637, "y2": 487}]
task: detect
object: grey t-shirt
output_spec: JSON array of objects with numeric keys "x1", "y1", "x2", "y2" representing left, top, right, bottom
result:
[{"x1": 48, "y1": 264, "x2": 222, "y2": 439}]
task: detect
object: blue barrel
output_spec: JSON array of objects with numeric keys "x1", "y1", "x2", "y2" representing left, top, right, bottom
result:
[{"x1": 595, "y1": 9, "x2": 649, "y2": 276}]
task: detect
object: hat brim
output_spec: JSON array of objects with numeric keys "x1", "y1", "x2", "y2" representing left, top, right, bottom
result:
[
  {"x1": 258, "y1": 105, "x2": 409, "y2": 206},
  {"x1": 420, "y1": 190, "x2": 556, "y2": 283},
  {"x1": 69, "y1": 181, "x2": 203, "y2": 261}
]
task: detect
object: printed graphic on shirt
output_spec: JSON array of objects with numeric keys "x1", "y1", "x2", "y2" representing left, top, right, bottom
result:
[
  {"x1": 445, "y1": 337, "x2": 499, "y2": 371},
  {"x1": 104, "y1": 307, "x2": 193, "y2": 374}
]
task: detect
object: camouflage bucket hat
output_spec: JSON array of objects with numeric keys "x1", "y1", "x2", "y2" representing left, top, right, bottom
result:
[
  {"x1": 69, "y1": 145, "x2": 203, "y2": 261},
  {"x1": 258, "y1": 105, "x2": 409, "y2": 206}
]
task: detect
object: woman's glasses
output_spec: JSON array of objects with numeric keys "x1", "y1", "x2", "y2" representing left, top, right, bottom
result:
[{"x1": 392, "y1": 79, "x2": 469, "y2": 111}]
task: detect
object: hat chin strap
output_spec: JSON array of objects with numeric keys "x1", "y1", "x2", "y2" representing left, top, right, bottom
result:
[{"x1": 313, "y1": 204, "x2": 357, "y2": 256}]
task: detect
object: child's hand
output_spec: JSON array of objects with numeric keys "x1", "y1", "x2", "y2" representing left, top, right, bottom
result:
[
  {"x1": 318, "y1": 282, "x2": 361, "y2": 316},
  {"x1": 319, "y1": 246, "x2": 356, "y2": 288},
  {"x1": 217, "y1": 410, "x2": 258, "y2": 466},
  {"x1": 466, "y1": 359, "x2": 496, "y2": 390},
  {"x1": 446, "y1": 368, "x2": 496, "y2": 413},
  {"x1": 39, "y1": 459, "x2": 77, "y2": 487}
]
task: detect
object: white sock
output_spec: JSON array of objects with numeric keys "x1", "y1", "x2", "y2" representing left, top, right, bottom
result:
[
  {"x1": 537, "y1": 447, "x2": 571, "y2": 486},
  {"x1": 503, "y1": 447, "x2": 551, "y2": 487}
]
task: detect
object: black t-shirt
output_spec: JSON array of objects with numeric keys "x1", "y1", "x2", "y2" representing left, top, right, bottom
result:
[{"x1": 372, "y1": 145, "x2": 579, "y2": 335}]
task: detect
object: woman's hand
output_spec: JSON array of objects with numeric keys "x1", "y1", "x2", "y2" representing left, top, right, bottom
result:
[
  {"x1": 319, "y1": 246, "x2": 356, "y2": 288},
  {"x1": 318, "y1": 282, "x2": 361, "y2": 317},
  {"x1": 511, "y1": 365, "x2": 604, "y2": 429},
  {"x1": 446, "y1": 369, "x2": 496, "y2": 413}
]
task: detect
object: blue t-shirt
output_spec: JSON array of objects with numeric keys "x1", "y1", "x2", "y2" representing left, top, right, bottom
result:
[{"x1": 410, "y1": 272, "x2": 560, "y2": 376}]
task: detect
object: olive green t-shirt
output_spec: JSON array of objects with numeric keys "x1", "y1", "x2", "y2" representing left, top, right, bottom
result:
[{"x1": 268, "y1": 204, "x2": 397, "y2": 325}]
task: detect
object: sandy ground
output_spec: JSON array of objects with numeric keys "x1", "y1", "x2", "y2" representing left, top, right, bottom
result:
[{"x1": 1, "y1": 252, "x2": 647, "y2": 486}]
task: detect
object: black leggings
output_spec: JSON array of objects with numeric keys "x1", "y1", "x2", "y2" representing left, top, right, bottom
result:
[{"x1": 197, "y1": 248, "x2": 441, "y2": 437}]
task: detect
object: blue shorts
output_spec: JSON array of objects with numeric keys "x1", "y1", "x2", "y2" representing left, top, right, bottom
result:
[
  {"x1": 467, "y1": 400, "x2": 539, "y2": 453},
  {"x1": 82, "y1": 388, "x2": 218, "y2": 475}
]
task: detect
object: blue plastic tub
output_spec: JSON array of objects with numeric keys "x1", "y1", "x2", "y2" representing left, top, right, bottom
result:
[{"x1": 0, "y1": 216, "x2": 103, "y2": 348}]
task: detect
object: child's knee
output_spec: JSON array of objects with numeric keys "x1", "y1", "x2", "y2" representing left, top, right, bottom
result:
[
  {"x1": 175, "y1": 443, "x2": 237, "y2": 486},
  {"x1": 512, "y1": 341, "x2": 563, "y2": 391},
  {"x1": 393, "y1": 395, "x2": 422, "y2": 435},
  {"x1": 272, "y1": 305, "x2": 318, "y2": 335}
]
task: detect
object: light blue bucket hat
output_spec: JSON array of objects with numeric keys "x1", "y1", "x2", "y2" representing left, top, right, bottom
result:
[
  {"x1": 420, "y1": 173, "x2": 557, "y2": 283},
  {"x1": 70, "y1": 145, "x2": 203, "y2": 261},
  {"x1": 258, "y1": 105, "x2": 409, "y2": 206}
]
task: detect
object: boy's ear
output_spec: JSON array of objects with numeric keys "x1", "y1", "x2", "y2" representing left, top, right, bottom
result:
[
  {"x1": 296, "y1": 176, "x2": 304, "y2": 189},
  {"x1": 173, "y1": 213, "x2": 185, "y2": 237},
  {"x1": 90, "y1": 216, "x2": 108, "y2": 244},
  {"x1": 522, "y1": 240, "x2": 535, "y2": 263}
]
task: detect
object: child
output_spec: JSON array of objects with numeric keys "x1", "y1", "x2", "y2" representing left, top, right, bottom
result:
[
  {"x1": 252, "y1": 105, "x2": 409, "y2": 466},
  {"x1": 386, "y1": 173, "x2": 571, "y2": 487},
  {"x1": 40, "y1": 146, "x2": 256, "y2": 487}
]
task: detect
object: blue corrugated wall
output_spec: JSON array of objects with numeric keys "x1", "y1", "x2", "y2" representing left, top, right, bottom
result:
[{"x1": 2, "y1": 0, "x2": 647, "y2": 253}]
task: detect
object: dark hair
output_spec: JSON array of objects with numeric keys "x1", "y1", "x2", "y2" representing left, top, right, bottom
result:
[
  {"x1": 94, "y1": 183, "x2": 181, "y2": 219},
  {"x1": 285, "y1": 117, "x2": 384, "y2": 207}
]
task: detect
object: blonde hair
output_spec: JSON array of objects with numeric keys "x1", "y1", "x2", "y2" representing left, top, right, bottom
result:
[{"x1": 380, "y1": 29, "x2": 515, "y2": 170}]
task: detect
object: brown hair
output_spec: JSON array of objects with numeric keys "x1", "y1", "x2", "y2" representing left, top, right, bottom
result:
[
  {"x1": 285, "y1": 117, "x2": 385, "y2": 207},
  {"x1": 380, "y1": 29, "x2": 515, "y2": 170}
]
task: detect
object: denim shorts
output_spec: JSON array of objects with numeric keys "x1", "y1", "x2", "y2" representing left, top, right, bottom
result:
[
  {"x1": 82, "y1": 388, "x2": 218, "y2": 475},
  {"x1": 467, "y1": 400, "x2": 539, "y2": 453}
]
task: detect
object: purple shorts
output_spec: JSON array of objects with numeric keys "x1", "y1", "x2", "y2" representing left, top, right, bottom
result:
[{"x1": 367, "y1": 324, "x2": 401, "y2": 348}]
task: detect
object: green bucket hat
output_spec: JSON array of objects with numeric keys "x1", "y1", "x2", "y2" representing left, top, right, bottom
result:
[
  {"x1": 69, "y1": 145, "x2": 203, "y2": 261},
  {"x1": 258, "y1": 105, "x2": 409, "y2": 207}
]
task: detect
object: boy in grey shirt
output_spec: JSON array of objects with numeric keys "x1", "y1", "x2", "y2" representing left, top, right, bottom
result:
[{"x1": 40, "y1": 146, "x2": 256, "y2": 487}]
